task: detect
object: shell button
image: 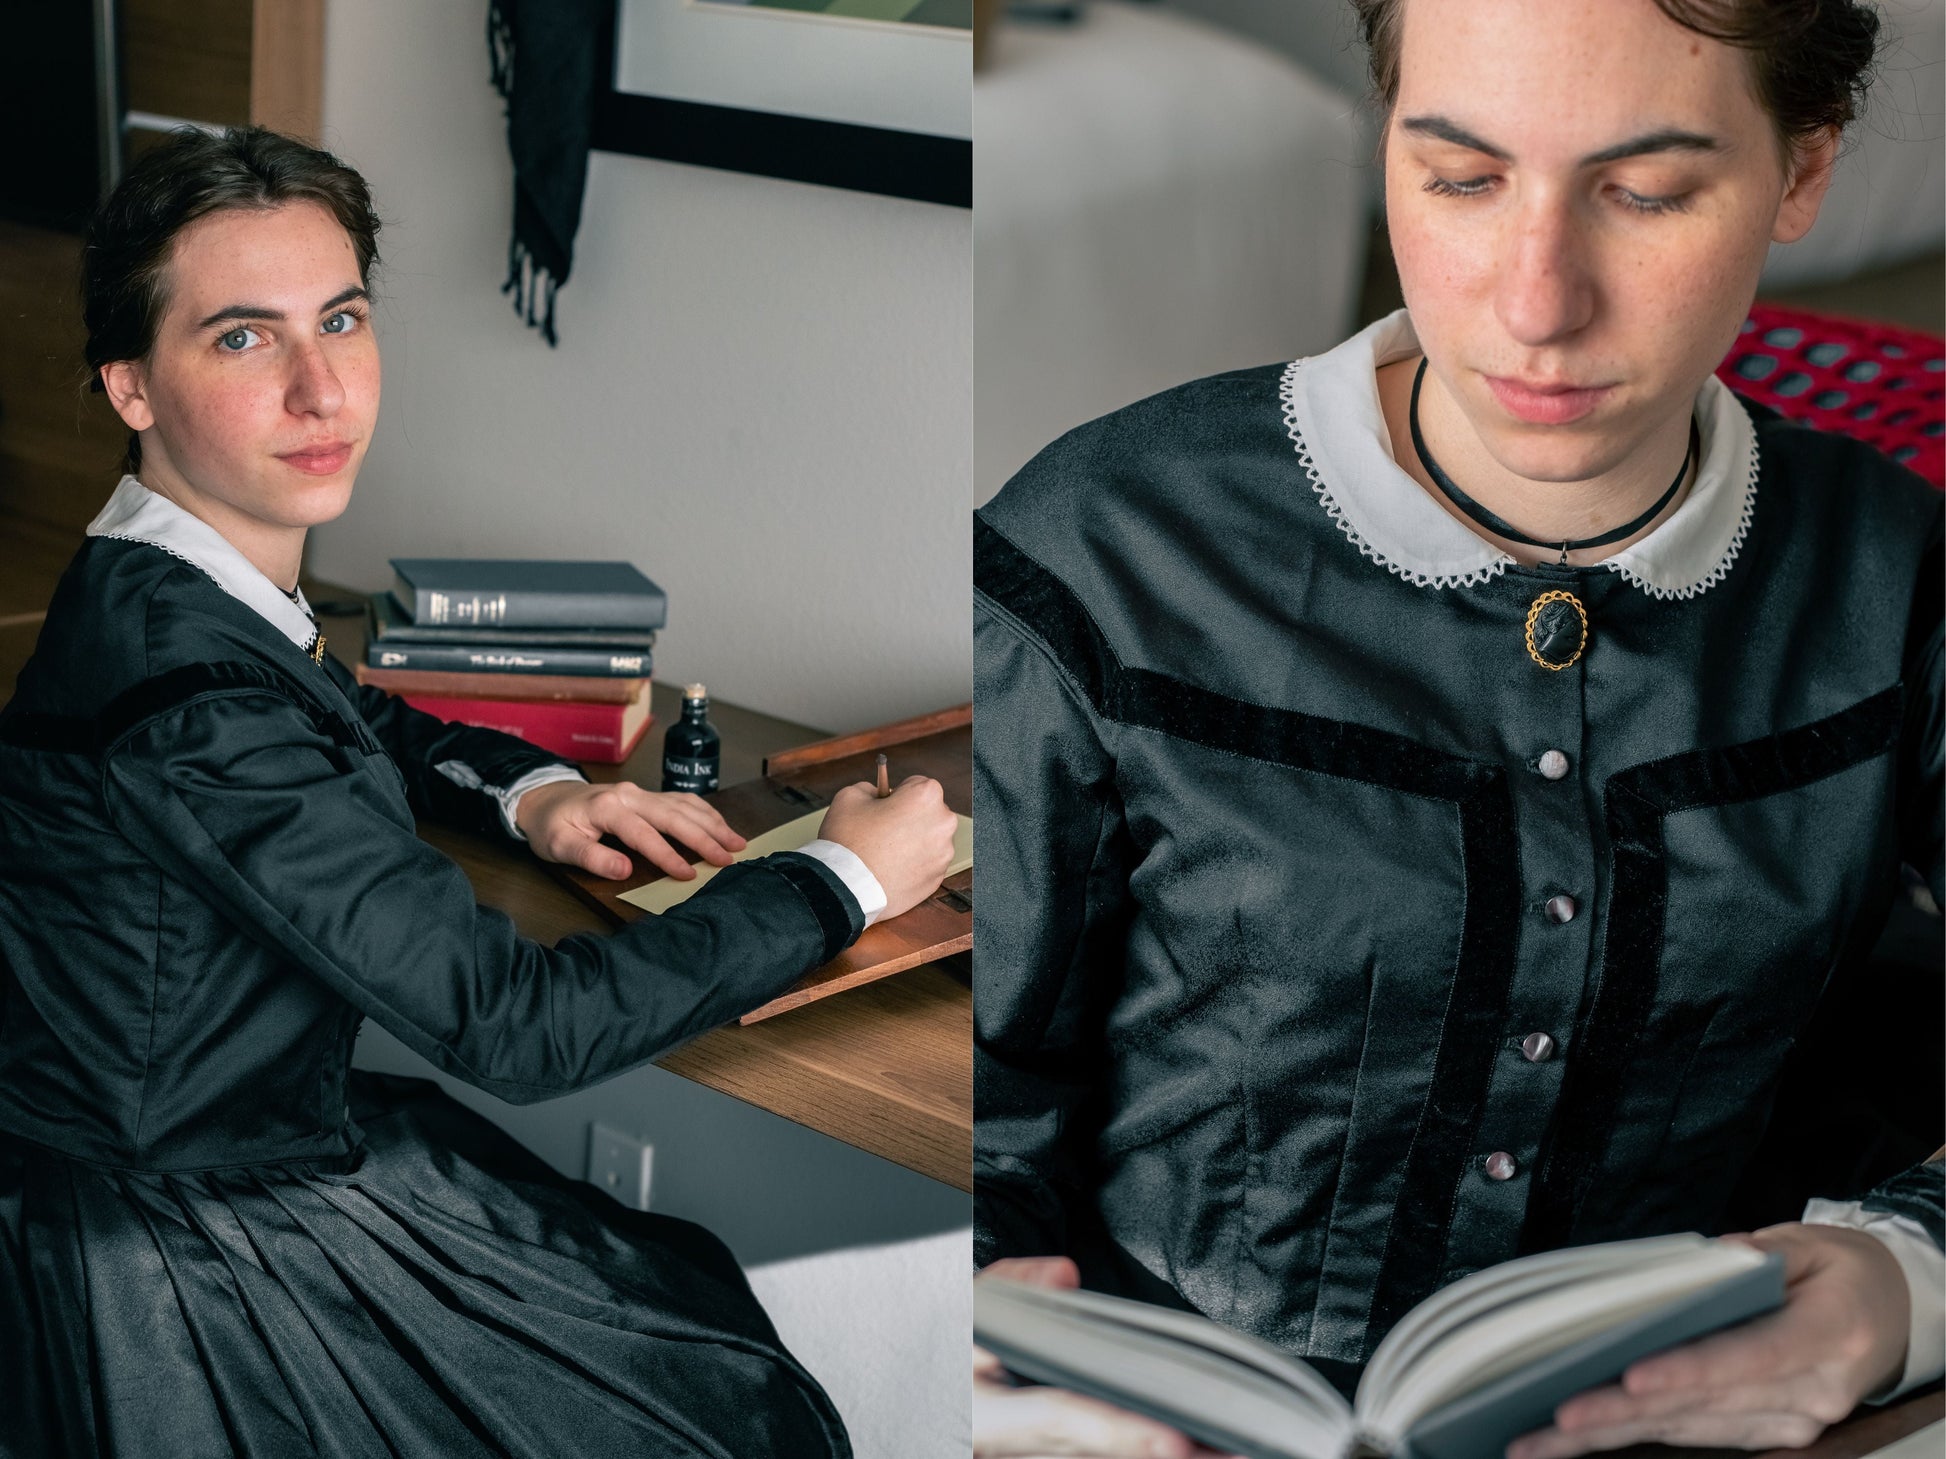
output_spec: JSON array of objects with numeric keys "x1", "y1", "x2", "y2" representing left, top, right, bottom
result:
[
  {"x1": 1520, "y1": 1032, "x2": 1557, "y2": 1063},
  {"x1": 1536, "y1": 749, "x2": 1570, "y2": 781},
  {"x1": 1484, "y1": 1152, "x2": 1518, "y2": 1181},
  {"x1": 1544, "y1": 894, "x2": 1578, "y2": 925}
]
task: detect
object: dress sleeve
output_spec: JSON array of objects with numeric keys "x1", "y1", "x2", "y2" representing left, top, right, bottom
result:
[
  {"x1": 973, "y1": 590, "x2": 1133, "y2": 1269},
  {"x1": 1896, "y1": 521, "x2": 1943, "y2": 910},
  {"x1": 320, "y1": 654, "x2": 581, "y2": 840},
  {"x1": 100, "y1": 686, "x2": 862, "y2": 1105},
  {"x1": 1846, "y1": 525, "x2": 1946, "y2": 1249}
]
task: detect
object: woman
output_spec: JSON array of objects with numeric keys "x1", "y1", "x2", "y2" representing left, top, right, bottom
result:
[
  {"x1": 0, "y1": 126, "x2": 959, "y2": 1457},
  {"x1": 972, "y1": 0, "x2": 1941, "y2": 1454}
]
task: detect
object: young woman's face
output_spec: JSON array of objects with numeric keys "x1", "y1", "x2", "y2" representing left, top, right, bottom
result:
[
  {"x1": 1384, "y1": 0, "x2": 1833, "y2": 483},
  {"x1": 108, "y1": 199, "x2": 379, "y2": 531}
]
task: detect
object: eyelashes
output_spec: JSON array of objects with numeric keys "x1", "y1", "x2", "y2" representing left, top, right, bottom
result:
[
  {"x1": 1423, "y1": 175, "x2": 1494, "y2": 199},
  {"x1": 1610, "y1": 188, "x2": 1693, "y2": 216},
  {"x1": 212, "y1": 307, "x2": 369, "y2": 353},
  {"x1": 1420, "y1": 175, "x2": 1695, "y2": 216}
]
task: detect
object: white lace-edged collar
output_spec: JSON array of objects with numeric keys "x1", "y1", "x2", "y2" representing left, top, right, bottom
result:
[
  {"x1": 1279, "y1": 310, "x2": 1758, "y2": 599},
  {"x1": 86, "y1": 475, "x2": 320, "y2": 650}
]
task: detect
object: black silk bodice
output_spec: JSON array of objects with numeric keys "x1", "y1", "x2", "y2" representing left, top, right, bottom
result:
[
  {"x1": 0, "y1": 538, "x2": 860, "y2": 1173},
  {"x1": 973, "y1": 367, "x2": 1943, "y2": 1365}
]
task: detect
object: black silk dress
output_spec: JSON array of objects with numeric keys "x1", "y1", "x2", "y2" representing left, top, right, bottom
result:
[
  {"x1": 972, "y1": 317, "x2": 1944, "y2": 1376},
  {"x1": 0, "y1": 535, "x2": 861, "y2": 1456}
]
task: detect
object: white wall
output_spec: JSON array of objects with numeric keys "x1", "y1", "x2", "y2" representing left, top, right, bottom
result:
[{"x1": 309, "y1": 0, "x2": 971, "y2": 735}]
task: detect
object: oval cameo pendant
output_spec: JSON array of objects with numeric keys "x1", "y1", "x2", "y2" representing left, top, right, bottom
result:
[{"x1": 1525, "y1": 591, "x2": 1588, "y2": 672}]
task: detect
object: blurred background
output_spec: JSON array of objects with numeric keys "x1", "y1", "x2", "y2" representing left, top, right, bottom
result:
[
  {"x1": 973, "y1": 0, "x2": 1945, "y2": 502},
  {"x1": 0, "y1": 2, "x2": 972, "y2": 1454}
]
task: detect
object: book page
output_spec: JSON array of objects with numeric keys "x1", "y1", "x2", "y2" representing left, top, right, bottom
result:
[
  {"x1": 619, "y1": 810, "x2": 973, "y2": 916},
  {"x1": 974, "y1": 1281, "x2": 1351, "y2": 1459},
  {"x1": 1361, "y1": 1243, "x2": 1765, "y2": 1442},
  {"x1": 1363, "y1": 1234, "x2": 1707, "y2": 1400},
  {"x1": 1021, "y1": 1284, "x2": 1349, "y2": 1417}
]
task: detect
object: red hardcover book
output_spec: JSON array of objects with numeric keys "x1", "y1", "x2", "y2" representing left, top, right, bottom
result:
[
  {"x1": 402, "y1": 691, "x2": 654, "y2": 764},
  {"x1": 355, "y1": 662, "x2": 647, "y2": 705}
]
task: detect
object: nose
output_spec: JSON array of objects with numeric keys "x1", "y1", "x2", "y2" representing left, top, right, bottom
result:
[
  {"x1": 1492, "y1": 194, "x2": 1596, "y2": 348},
  {"x1": 285, "y1": 339, "x2": 345, "y2": 418}
]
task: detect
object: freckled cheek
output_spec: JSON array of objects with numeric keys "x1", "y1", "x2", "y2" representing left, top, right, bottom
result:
[
  {"x1": 162, "y1": 373, "x2": 286, "y2": 466},
  {"x1": 1388, "y1": 204, "x2": 1496, "y2": 324},
  {"x1": 1613, "y1": 221, "x2": 1768, "y2": 372}
]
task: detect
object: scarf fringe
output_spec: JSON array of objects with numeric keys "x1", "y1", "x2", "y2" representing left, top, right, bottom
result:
[
  {"x1": 487, "y1": 1, "x2": 515, "y2": 99},
  {"x1": 502, "y1": 238, "x2": 560, "y2": 348}
]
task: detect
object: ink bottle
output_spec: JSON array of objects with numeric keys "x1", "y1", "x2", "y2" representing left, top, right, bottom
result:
[{"x1": 661, "y1": 683, "x2": 721, "y2": 793}]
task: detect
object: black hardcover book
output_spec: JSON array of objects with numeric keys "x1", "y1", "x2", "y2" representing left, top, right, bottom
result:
[
  {"x1": 368, "y1": 593, "x2": 659, "y2": 649},
  {"x1": 364, "y1": 602, "x2": 652, "y2": 678},
  {"x1": 390, "y1": 558, "x2": 668, "y2": 632}
]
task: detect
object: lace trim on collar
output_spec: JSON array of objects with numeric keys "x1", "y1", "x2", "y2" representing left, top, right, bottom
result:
[{"x1": 1279, "y1": 358, "x2": 1512, "y2": 591}]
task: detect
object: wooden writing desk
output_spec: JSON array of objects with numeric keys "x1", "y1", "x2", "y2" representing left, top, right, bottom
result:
[{"x1": 316, "y1": 599, "x2": 973, "y2": 1193}]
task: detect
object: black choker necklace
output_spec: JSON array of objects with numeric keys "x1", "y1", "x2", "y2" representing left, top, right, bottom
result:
[{"x1": 1409, "y1": 356, "x2": 1696, "y2": 567}]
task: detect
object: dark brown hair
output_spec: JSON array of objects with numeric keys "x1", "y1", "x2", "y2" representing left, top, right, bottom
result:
[
  {"x1": 81, "y1": 126, "x2": 382, "y2": 471},
  {"x1": 1350, "y1": 0, "x2": 1880, "y2": 153}
]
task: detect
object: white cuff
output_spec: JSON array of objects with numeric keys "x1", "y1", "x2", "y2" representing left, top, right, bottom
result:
[
  {"x1": 435, "y1": 760, "x2": 587, "y2": 840},
  {"x1": 1802, "y1": 1197, "x2": 1945, "y2": 1401},
  {"x1": 794, "y1": 838, "x2": 889, "y2": 926}
]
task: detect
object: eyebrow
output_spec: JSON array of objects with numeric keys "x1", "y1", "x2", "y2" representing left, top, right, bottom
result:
[
  {"x1": 196, "y1": 285, "x2": 369, "y2": 331},
  {"x1": 1399, "y1": 115, "x2": 1723, "y2": 167}
]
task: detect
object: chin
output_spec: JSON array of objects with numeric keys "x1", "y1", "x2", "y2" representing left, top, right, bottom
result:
[
  {"x1": 274, "y1": 476, "x2": 357, "y2": 529},
  {"x1": 1478, "y1": 427, "x2": 1629, "y2": 487}
]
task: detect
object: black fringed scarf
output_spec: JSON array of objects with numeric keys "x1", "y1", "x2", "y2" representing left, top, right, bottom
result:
[{"x1": 486, "y1": 0, "x2": 605, "y2": 345}]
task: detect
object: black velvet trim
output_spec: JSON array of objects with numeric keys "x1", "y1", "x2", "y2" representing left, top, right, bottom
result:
[
  {"x1": 976, "y1": 514, "x2": 1524, "y2": 1348},
  {"x1": 1522, "y1": 685, "x2": 1907, "y2": 1252},
  {"x1": 1860, "y1": 1158, "x2": 1945, "y2": 1249},
  {"x1": 765, "y1": 851, "x2": 862, "y2": 966},
  {"x1": 975, "y1": 516, "x2": 1117, "y2": 709},
  {"x1": 0, "y1": 661, "x2": 365, "y2": 757}
]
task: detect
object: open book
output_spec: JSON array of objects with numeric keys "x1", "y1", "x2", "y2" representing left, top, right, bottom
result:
[{"x1": 974, "y1": 1233, "x2": 1784, "y2": 1459}]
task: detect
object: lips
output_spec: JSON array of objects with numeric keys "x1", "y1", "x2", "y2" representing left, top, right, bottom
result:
[
  {"x1": 1483, "y1": 375, "x2": 1614, "y2": 427},
  {"x1": 277, "y1": 441, "x2": 355, "y2": 475}
]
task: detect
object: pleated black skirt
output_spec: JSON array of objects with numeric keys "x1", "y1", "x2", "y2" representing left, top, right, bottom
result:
[{"x1": 0, "y1": 1073, "x2": 850, "y2": 1457}]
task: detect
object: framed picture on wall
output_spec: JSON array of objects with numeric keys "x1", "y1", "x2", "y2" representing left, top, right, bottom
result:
[{"x1": 594, "y1": 0, "x2": 972, "y2": 208}]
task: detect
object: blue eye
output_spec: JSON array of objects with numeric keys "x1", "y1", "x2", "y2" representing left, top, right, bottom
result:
[
  {"x1": 322, "y1": 310, "x2": 357, "y2": 335},
  {"x1": 217, "y1": 327, "x2": 259, "y2": 352}
]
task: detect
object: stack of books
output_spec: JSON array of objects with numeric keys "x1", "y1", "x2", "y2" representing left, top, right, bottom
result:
[{"x1": 358, "y1": 558, "x2": 666, "y2": 763}]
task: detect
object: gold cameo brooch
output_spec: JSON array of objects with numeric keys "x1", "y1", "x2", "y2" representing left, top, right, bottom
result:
[{"x1": 1524, "y1": 591, "x2": 1588, "y2": 672}]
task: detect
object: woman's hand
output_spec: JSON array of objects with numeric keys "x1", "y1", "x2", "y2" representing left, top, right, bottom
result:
[
  {"x1": 974, "y1": 1257, "x2": 1243, "y2": 1459},
  {"x1": 514, "y1": 780, "x2": 746, "y2": 881},
  {"x1": 1506, "y1": 1223, "x2": 1911, "y2": 1459},
  {"x1": 816, "y1": 775, "x2": 959, "y2": 919}
]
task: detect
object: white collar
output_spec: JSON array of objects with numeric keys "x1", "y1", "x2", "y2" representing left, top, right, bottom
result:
[
  {"x1": 1278, "y1": 309, "x2": 1758, "y2": 598},
  {"x1": 86, "y1": 476, "x2": 320, "y2": 650}
]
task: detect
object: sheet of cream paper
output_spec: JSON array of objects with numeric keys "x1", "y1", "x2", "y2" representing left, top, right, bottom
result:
[{"x1": 619, "y1": 810, "x2": 974, "y2": 917}]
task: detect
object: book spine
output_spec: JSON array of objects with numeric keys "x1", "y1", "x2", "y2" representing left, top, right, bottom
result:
[
  {"x1": 402, "y1": 583, "x2": 664, "y2": 632},
  {"x1": 355, "y1": 665, "x2": 645, "y2": 704},
  {"x1": 401, "y1": 694, "x2": 652, "y2": 764},
  {"x1": 365, "y1": 641, "x2": 652, "y2": 677}
]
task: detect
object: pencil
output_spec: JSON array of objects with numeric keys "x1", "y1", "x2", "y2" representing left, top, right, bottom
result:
[{"x1": 875, "y1": 753, "x2": 890, "y2": 798}]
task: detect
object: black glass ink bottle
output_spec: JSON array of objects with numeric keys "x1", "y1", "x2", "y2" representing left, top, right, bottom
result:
[{"x1": 661, "y1": 684, "x2": 721, "y2": 793}]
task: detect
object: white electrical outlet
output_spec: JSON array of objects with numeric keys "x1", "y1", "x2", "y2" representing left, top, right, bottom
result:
[{"x1": 586, "y1": 1123, "x2": 654, "y2": 1211}]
